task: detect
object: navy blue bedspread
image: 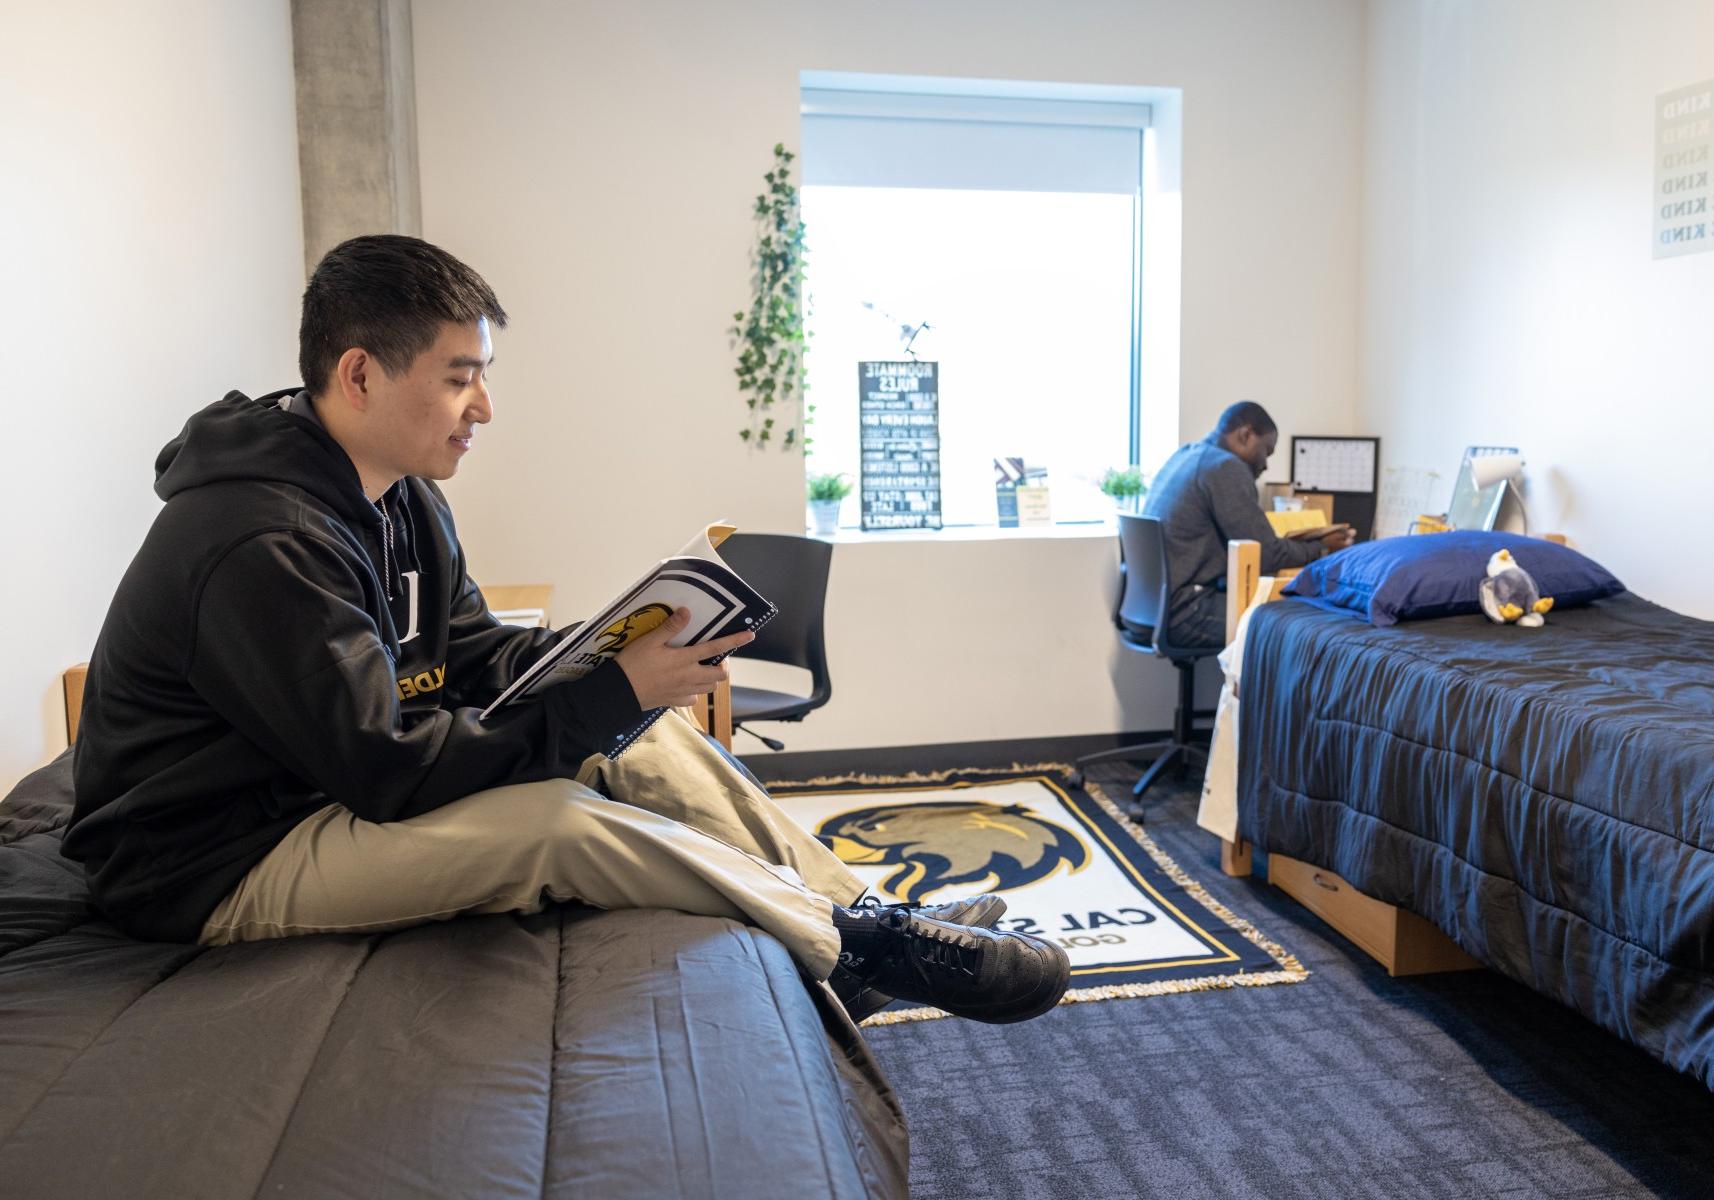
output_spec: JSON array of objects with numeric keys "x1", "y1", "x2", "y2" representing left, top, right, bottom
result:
[{"x1": 1238, "y1": 592, "x2": 1714, "y2": 1087}]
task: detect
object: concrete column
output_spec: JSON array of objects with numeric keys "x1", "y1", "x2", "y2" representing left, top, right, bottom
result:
[{"x1": 290, "y1": 0, "x2": 421, "y2": 277}]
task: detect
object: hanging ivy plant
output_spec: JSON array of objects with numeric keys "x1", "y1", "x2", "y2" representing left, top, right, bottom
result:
[{"x1": 730, "y1": 143, "x2": 808, "y2": 450}]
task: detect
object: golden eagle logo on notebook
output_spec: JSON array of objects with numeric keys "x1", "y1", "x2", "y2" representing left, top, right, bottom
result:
[
  {"x1": 816, "y1": 801, "x2": 1088, "y2": 903},
  {"x1": 593, "y1": 603, "x2": 675, "y2": 656}
]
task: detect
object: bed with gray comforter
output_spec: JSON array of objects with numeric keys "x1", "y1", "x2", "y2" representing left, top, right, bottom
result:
[{"x1": 0, "y1": 752, "x2": 908, "y2": 1199}]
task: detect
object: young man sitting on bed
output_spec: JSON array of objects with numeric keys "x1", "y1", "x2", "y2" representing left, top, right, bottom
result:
[
  {"x1": 1142, "y1": 401, "x2": 1355, "y2": 649},
  {"x1": 62, "y1": 234, "x2": 1069, "y2": 1027}
]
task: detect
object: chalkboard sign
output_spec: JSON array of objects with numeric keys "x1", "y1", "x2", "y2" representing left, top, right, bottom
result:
[{"x1": 858, "y1": 361, "x2": 942, "y2": 531}]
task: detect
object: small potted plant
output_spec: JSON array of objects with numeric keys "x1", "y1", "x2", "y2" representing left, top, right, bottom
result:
[
  {"x1": 806, "y1": 472, "x2": 853, "y2": 536},
  {"x1": 1099, "y1": 466, "x2": 1148, "y2": 514}
]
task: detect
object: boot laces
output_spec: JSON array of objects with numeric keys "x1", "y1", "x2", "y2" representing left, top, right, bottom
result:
[{"x1": 879, "y1": 908, "x2": 980, "y2": 979}]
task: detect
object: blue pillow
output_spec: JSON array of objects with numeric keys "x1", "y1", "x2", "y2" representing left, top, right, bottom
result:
[{"x1": 1281, "y1": 531, "x2": 1625, "y2": 626}]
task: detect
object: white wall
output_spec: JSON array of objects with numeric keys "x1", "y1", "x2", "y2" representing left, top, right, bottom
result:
[
  {"x1": 1, "y1": 2, "x2": 303, "y2": 793},
  {"x1": 1361, "y1": 0, "x2": 1714, "y2": 616},
  {"x1": 7, "y1": 0, "x2": 1698, "y2": 786},
  {"x1": 413, "y1": 0, "x2": 1367, "y2": 753}
]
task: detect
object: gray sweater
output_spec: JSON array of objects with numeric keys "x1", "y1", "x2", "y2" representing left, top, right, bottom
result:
[{"x1": 1142, "y1": 433, "x2": 1324, "y2": 623}]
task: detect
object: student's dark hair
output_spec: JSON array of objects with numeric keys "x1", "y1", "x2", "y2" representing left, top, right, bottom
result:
[
  {"x1": 299, "y1": 234, "x2": 508, "y2": 393},
  {"x1": 1214, "y1": 400, "x2": 1277, "y2": 438}
]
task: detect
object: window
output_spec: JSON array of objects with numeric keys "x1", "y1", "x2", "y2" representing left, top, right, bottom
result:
[{"x1": 800, "y1": 77, "x2": 1153, "y2": 529}]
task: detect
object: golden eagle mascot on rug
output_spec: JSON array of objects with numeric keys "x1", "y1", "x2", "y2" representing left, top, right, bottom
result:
[{"x1": 817, "y1": 801, "x2": 1087, "y2": 904}]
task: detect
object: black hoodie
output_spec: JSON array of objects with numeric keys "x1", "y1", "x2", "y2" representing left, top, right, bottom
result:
[{"x1": 62, "y1": 389, "x2": 643, "y2": 942}]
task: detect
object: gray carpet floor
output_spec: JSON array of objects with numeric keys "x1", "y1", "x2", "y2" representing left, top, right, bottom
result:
[{"x1": 858, "y1": 764, "x2": 1714, "y2": 1200}]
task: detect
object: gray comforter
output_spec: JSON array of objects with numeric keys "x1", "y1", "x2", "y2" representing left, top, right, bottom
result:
[{"x1": 0, "y1": 753, "x2": 909, "y2": 1198}]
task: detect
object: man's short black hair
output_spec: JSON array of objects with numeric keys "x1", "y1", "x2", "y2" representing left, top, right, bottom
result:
[
  {"x1": 299, "y1": 234, "x2": 508, "y2": 393},
  {"x1": 1214, "y1": 400, "x2": 1277, "y2": 438}
]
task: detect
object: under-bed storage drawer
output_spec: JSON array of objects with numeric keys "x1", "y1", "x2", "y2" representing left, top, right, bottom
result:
[{"x1": 1268, "y1": 854, "x2": 1481, "y2": 977}]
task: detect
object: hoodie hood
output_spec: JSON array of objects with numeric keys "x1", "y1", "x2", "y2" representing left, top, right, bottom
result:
[{"x1": 154, "y1": 389, "x2": 378, "y2": 526}]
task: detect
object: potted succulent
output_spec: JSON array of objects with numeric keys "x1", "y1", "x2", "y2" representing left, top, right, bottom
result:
[
  {"x1": 806, "y1": 472, "x2": 853, "y2": 535},
  {"x1": 1099, "y1": 466, "x2": 1148, "y2": 513}
]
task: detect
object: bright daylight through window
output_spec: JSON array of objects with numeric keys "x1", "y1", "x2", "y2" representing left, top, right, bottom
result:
[{"x1": 800, "y1": 79, "x2": 1150, "y2": 531}]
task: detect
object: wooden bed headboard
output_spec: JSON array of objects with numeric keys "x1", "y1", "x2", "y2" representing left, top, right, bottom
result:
[
  {"x1": 64, "y1": 664, "x2": 88, "y2": 745},
  {"x1": 1224, "y1": 541, "x2": 1299, "y2": 646}
]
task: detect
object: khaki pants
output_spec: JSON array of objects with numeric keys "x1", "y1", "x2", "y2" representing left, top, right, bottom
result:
[{"x1": 199, "y1": 710, "x2": 864, "y2": 979}]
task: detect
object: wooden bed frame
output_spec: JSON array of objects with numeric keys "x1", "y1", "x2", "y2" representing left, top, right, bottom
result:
[
  {"x1": 63, "y1": 663, "x2": 87, "y2": 745},
  {"x1": 1214, "y1": 539, "x2": 1286, "y2": 879},
  {"x1": 1210, "y1": 535, "x2": 1558, "y2": 977}
]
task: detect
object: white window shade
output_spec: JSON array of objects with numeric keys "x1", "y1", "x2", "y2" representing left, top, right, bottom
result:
[{"x1": 801, "y1": 90, "x2": 1149, "y2": 195}]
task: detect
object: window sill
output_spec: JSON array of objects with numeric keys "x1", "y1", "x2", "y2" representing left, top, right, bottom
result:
[{"x1": 812, "y1": 520, "x2": 1119, "y2": 545}]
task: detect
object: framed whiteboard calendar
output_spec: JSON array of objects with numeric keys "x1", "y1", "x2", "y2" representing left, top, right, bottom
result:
[
  {"x1": 1290, "y1": 436, "x2": 1380, "y2": 494},
  {"x1": 1288, "y1": 436, "x2": 1381, "y2": 541}
]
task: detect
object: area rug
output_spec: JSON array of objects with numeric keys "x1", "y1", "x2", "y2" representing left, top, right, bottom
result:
[{"x1": 768, "y1": 764, "x2": 1306, "y2": 1023}]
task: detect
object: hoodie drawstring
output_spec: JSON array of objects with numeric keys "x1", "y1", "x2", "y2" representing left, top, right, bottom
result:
[{"x1": 374, "y1": 497, "x2": 395, "y2": 601}]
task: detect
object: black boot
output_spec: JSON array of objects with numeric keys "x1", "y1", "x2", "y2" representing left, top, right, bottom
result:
[
  {"x1": 852, "y1": 893, "x2": 1010, "y2": 927},
  {"x1": 828, "y1": 894, "x2": 1008, "y2": 1024},
  {"x1": 832, "y1": 901, "x2": 1069, "y2": 1025}
]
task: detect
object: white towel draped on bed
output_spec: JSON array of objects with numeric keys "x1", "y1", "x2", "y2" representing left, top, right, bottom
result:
[{"x1": 1196, "y1": 586, "x2": 1276, "y2": 842}]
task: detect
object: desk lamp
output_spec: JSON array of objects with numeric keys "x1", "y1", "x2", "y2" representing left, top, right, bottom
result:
[{"x1": 1469, "y1": 452, "x2": 1529, "y2": 534}]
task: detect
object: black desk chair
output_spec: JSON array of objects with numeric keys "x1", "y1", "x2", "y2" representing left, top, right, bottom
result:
[
  {"x1": 1073, "y1": 514, "x2": 1218, "y2": 806},
  {"x1": 716, "y1": 532, "x2": 834, "y2": 751}
]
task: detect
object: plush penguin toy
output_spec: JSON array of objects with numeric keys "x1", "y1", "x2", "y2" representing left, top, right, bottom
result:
[{"x1": 1479, "y1": 548, "x2": 1555, "y2": 627}]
